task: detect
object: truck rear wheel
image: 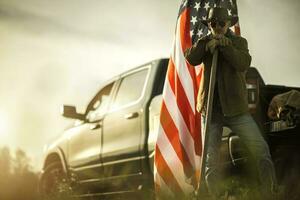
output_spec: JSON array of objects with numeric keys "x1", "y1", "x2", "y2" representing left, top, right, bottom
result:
[{"x1": 273, "y1": 147, "x2": 300, "y2": 199}]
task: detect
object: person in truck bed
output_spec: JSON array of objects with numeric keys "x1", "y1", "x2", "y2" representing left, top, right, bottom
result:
[{"x1": 184, "y1": 7, "x2": 277, "y2": 200}]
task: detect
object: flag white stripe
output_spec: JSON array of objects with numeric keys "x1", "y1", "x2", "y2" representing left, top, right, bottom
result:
[
  {"x1": 172, "y1": 15, "x2": 196, "y2": 114},
  {"x1": 154, "y1": 165, "x2": 175, "y2": 198},
  {"x1": 156, "y1": 124, "x2": 194, "y2": 194},
  {"x1": 163, "y1": 79, "x2": 197, "y2": 169},
  {"x1": 156, "y1": 125, "x2": 185, "y2": 188}
]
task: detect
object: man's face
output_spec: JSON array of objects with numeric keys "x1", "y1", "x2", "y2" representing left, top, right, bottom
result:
[{"x1": 208, "y1": 20, "x2": 231, "y2": 37}]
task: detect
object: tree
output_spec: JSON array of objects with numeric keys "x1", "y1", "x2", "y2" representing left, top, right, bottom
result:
[
  {"x1": 0, "y1": 147, "x2": 13, "y2": 200},
  {"x1": 0, "y1": 146, "x2": 11, "y2": 176},
  {"x1": 0, "y1": 146, "x2": 39, "y2": 200},
  {"x1": 13, "y1": 149, "x2": 31, "y2": 175}
]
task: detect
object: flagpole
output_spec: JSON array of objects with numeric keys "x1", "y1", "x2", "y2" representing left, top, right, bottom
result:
[{"x1": 198, "y1": 49, "x2": 219, "y2": 195}]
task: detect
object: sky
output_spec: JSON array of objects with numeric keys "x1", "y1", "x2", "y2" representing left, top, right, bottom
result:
[{"x1": 0, "y1": 0, "x2": 299, "y2": 170}]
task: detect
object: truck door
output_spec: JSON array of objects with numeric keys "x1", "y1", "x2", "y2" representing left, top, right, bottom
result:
[
  {"x1": 101, "y1": 66, "x2": 150, "y2": 192},
  {"x1": 67, "y1": 82, "x2": 115, "y2": 189}
]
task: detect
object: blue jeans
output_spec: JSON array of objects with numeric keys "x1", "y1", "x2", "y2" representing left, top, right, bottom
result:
[{"x1": 202, "y1": 106, "x2": 277, "y2": 198}]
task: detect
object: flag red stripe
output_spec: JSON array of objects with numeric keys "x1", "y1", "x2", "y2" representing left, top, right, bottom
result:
[
  {"x1": 160, "y1": 101, "x2": 194, "y2": 176},
  {"x1": 186, "y1": 62, "x2": 200, "y2": 103},
  {"x1": 193, "y1": 65, "x2": 203, "y2": 156},
  {"x1": 234, "y1": 22, "x2": 241, "y2": 36},
  {"x1": 178, "y1": 8, "x2": 201, "y2": 155},
  {"x1": 162, "y1": 73, "x2": 200, "y2": 172},
  {"x1": 179, "y1": 8, "x2": 192, "y2": 52},
  {"x1": 179, "y1": 8, "x2": 198, "y2": 100},
  {"x1": 155, "y1": 146, "x2": 184, "y2": 195},
  {"x1": 167, "y1": 59, "x2": 196, "y2": 138}
]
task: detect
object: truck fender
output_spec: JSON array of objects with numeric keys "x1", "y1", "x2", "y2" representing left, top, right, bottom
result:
[{"x1": 42, "y1": 147, "x2": 68, "y2": 176}]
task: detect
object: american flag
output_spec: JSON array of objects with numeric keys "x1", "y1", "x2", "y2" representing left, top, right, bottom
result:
[{"x1": 154, "y1": 0, "x2": 239, "y2": 198}]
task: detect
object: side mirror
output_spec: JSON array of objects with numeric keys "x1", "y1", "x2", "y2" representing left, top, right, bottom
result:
[{"x1": 61, "y1": 105, "x2": 85, "y2": 120}]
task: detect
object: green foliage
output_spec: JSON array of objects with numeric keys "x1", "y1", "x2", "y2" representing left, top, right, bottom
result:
[{"x1": 0, "y1": 145, "x2": 299, "y2": 200}]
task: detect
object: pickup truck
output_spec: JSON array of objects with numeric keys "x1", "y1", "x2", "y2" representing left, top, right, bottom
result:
[{"x1": 39, "y1": 58, "x2": 300, "y2": 199}]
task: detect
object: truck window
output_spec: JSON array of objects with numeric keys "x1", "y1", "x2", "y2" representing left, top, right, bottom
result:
[
  {"x1": 86, "y1": 82, "x2": 114, "y2": 121},
  {"x1": 111, "y1": 68, "x2": 149, "y2": 110}
]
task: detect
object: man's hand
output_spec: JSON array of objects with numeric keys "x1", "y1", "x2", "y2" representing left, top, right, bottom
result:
[
  {"x1": 205, "y1": 39, "x2": 218, "y2": 54},
  {"x1": 218, "y1": 36, "x2": 232, "y2": 47},
  {"x1": 206, "y1": 36, "x2": 232, "y2": 53}
]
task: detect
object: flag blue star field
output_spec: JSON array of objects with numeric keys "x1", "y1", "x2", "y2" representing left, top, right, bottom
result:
[
  {"x1": 154, "y1": 0, "x2": 239, "y2": 198},
  {"x1": 185, "y1": 0, "x2": 239, "y2": 44}
]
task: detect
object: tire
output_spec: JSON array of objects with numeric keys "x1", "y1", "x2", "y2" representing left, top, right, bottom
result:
[
  {"x1": 39, "y1": 161, "x2": 73, "y2": 200},
  {"x1": 273, "y1": 147, "x2": 300, "y2": 200}
]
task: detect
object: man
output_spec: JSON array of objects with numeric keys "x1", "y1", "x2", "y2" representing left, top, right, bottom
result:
[{"x1": 184, "y1": 7, "x2": 277, "y2": 200}]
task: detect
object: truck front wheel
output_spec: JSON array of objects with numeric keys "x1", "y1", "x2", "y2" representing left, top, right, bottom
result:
[{"x1": 39, "y1": 161, "x2": 73, "y2": 199}]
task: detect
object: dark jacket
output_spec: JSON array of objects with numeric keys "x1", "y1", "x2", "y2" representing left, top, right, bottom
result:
[{"x1": 184, "y1": 31, "x2": 252, "y2": 117}]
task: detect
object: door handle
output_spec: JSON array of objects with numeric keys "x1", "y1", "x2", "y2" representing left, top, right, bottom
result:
[
  {"x1": 124, "y1": 112, "x2": 139, "y2": 119},
  {"x1": 90, "y1": 123, "x2": 101, "y2": 130}
]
